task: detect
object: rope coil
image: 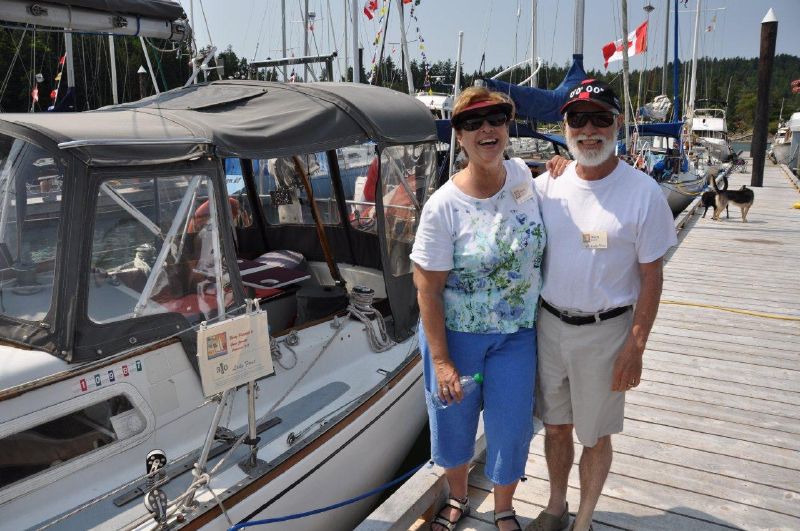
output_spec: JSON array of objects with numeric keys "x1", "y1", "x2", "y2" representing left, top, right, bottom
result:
[{"x1": 348, "y1": 285, "x2": 395, "y2": 352}]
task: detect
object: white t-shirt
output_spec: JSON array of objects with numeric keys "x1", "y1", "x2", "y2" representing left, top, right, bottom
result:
[
  {"x1": 410, "y1": 158, "x2": 546, "y2": 334},
  {"x1": 534, "y1": 160, "x2": 676, "y2": 313}
]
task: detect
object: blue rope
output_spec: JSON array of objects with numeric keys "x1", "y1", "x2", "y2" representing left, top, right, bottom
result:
[{"x1": 228, "y1": 461, "x2": 428, "y2": 530}]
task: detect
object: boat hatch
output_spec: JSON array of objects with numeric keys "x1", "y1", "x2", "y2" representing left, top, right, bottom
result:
[{"x1": 110, "y1": 83, "x2": 268, "y2": 111}]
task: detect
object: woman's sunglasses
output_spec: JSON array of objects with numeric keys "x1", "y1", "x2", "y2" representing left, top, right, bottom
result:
[
  {"x1": 565, "y1": 111, "x2": 618, "y2": 129},
  {"x1": 457, "y1": 112, "x2": 510, "y2": 132}
]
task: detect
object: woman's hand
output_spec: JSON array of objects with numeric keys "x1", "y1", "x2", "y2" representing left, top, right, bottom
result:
[
  {"x1": 545, "y1": 155, "x2": 571, "y2": 177},
  {"x1": 414, "y1": 265, "x2": 460, "y2": 403},
  {"x1": 434, "y1": 357, "x2": 464, "y2": 404}
]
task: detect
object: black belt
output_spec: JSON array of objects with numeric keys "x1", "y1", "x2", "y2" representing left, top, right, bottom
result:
[{"x1": 541, "y1": 299, "x2": 631, "y2": 326}]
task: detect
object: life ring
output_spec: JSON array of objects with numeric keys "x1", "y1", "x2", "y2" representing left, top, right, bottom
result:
[{"x1": 188, "y1": 197, "x2": 242, "y2": 232}]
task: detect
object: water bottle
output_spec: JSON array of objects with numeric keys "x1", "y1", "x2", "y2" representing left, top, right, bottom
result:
[{"x1": 430, "y1": 373, "x2": 483, "y2": 409}]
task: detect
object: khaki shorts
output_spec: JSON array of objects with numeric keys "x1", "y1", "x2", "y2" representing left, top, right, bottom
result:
[{"x1": 535, "y1": 304, "x2": 633, "y2": 447}]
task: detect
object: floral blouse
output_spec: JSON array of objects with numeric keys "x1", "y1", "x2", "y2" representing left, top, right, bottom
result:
[{"x1": 410, "y1": 158, "x2": 546, "y2": 334}]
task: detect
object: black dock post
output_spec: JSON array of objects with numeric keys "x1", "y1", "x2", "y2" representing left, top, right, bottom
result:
[{"x1": 751, "y1": 8, "x2": 778, "y2": 187}]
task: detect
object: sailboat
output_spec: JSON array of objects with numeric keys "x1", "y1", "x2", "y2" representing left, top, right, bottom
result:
[
  {"x1": 690, "y1": 100, "x2": 734, "y2": 162},
  {"x1": 0, "y1": 80, "x2": 437, "y2": 530},
  {"x1": 628, "y1": 0, "x2": 731, "y2": 215}
]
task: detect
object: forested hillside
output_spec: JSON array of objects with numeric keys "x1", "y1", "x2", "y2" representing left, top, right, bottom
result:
[{"x1": 0, "y1": 28, "x2": 797, "y2": 134}]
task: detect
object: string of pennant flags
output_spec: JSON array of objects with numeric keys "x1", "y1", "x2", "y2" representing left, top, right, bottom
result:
[
  {"x1": 364, "y1": 0, "x2": 426, "y2": 86},
  {"x1": 31, "y1": 54, "x2": 66, "y2": 109}
]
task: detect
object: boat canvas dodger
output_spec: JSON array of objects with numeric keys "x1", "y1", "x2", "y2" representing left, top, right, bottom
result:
[{"x1": 0, "y1": 81, "x2": 437, "y2": 530}]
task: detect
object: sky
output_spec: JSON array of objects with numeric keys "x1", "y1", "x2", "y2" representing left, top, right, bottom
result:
[{"x1": 179, "y1": 0, "x2": 799, "y2": 81}]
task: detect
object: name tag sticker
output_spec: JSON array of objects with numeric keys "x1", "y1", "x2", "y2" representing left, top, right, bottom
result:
[
  {"x1": 512, "y1": 183, "x2": 534, "y2": 204},
  {"x1": 582, "y1": 231, "x2": 608, "y2": 249}
]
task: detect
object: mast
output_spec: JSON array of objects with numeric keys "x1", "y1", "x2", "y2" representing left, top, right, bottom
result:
[
  {"x1": 662, "y1": 0, "x2": 669, "y2": 95},
  {"x1": 351, "y1": 0, "x2": 360, "y2": 82},
  {"x1": 672, "y1": 0, "x2": 679, "y2": 122},
  {"x1": 343, "y1": 0, "x2": 348, "y2": 81},
  {"x1": 395, "y1": 0, "x2": 415, "y2": 94},
  {"x1": 574, "y1": 0, "x2": 585, "y2": 55},
  {"x1": 621, "y1": 0, "x2": 631, "y2": 152},
  {"x1": 109, "y1": 36, "x2": 119, "y2": 104},
  {"x1": 64, "y1": 31, "x2": 75, "y2": 108},
  {"x1": 530, "y1": 0, "x2": 537, "y2": 87},
  {"x1": 687, "y1": 0, "x2": 702, "y2": 122},
  {"x1": 638, "y1": 3, "x2": 654, "y2": 112},
  {"x1": 282, "y1": 0, "x2": 287, "y2": 80},
  {"x1": 448, "y1": 31, "x2": 464, "y2": 178},
  {"x1": 304, "y1": 0, "x2": 310, "y2": 81}
]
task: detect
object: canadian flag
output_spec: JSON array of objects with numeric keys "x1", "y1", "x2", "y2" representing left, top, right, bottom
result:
[{"x1": 602, "y1": 21, "x2": 648, "y2": 69}]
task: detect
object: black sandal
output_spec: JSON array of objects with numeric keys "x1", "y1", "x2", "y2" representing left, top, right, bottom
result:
[
  {"x1": 430, "y1": 496, "x2": 470, "y2": 531},
  {"x1": 494, "y1": 508, "x2": 522, "y2": 530}
]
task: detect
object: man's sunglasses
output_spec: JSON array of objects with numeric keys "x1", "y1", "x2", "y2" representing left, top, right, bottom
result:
[
  {"x1": 565, "y1": 111, "x2": 618, "y2": 129},
  {"x1": 457, "y1": 112, "x2": 510, "y2": 131}
]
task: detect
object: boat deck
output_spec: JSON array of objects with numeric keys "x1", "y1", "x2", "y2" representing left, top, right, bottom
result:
[{"x1": 458, "y1": 162, "x2": 800, "y2": 530}]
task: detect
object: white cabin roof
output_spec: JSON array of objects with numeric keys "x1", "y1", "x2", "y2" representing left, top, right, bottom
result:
[
  {"x1": 691, "y1": 115, "x2": 726, "y2": 133},
  {"x1": 415, "y1": 92, "x2": 453, "y2": 112}
]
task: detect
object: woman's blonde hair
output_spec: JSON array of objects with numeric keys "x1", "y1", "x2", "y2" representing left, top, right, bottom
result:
[{"x1": 451, "y1": 86, "x2": 515, "y2": 121}]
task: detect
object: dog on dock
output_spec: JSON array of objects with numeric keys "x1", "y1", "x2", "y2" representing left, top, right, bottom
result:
[
  {"x1": 702, "y1": 171, "x2": 728, "y2": 218},
  {"x1": 709, "y1": 173, "x2": 754, "y2": 222}
]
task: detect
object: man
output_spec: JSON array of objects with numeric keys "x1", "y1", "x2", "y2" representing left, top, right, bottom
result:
[{"x1": 527, "y1": 79, "x2": 677, "y2": 531}]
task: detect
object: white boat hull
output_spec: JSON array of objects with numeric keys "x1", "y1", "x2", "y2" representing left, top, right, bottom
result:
[
  {"x1": 661, "y1": 178, "x2": 704, "y2": 215},
  {"x1": 771, "y1": 143, "x2": 792, "y2": 165},
  {"x1": 1, "y1": 320, "x2": 427, "y2": 531},
  {"x1": 697, "y1": 137, "x2": 732, "y2": 163},
  {"x1": 195, "y1": 362, "x2": 426, "y2": 531}
]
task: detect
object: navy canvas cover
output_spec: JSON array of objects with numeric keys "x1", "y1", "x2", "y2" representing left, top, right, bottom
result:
[{"x1": 483, "y1": 54, "x2": 588, "y2": 124}]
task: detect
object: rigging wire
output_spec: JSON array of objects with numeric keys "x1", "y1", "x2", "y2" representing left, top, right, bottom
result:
[
  {"x1": 0, "y1": 27, "x2": 29, "y2": 108},
  {"x1": 251, "y1": 1, "x2": 270, "y2": 61},
  {"x1": 547, "y1": 0, "x2": 561, "y2": 89},
  {"x1": 479, "y1": 0, "x2": 495, "y2": 76},
  {"x1": 198, "y1": 0, "x2": 214, "y2": 48},
  {"x1": 325, "y1": 0, "x2": 343, "y2": 80},
  {"x1": 510, "y1": 0, "x2": 522, "y2": 85},
  {"x1": 240, "y1": 0, "x2": 257, "y2": 56},
  {"x1": 80, "y1": 34, "x2": 89, "y2": 109},
  {"x1": 29, "y1": 26, "x2": 36, "y2": 111}
]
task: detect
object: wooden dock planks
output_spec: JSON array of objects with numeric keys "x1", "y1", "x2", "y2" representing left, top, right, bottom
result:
[{"x1": 457, "y1": 163, "x2": 800, "y2": 531}]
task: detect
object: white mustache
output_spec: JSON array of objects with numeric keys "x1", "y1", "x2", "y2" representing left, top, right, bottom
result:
[{"x1": 573, "y1": 134, "x2": 606, "y2": 142}]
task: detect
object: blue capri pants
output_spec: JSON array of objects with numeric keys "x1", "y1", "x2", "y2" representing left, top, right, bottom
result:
[{"x1": 420, "y1": 324, "x2": 537, "y2": 486}]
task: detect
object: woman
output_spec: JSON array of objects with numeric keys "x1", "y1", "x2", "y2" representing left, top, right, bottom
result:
[{"x1": 410, "y1": 87, "x2": 546, "y2": 531}]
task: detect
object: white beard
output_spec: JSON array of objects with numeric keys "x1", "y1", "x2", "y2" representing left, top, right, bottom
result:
[{"x1": 566, "y1": 131, "x2": 617, "y2": 167}]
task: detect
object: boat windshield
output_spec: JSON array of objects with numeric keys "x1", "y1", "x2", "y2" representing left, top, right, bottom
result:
[
  {"x1": 88, "y1": 173, "x2": 235, "y2": 324},
  {"x1": 0, "y1": 134, "x2": 63, "y2": 322}
]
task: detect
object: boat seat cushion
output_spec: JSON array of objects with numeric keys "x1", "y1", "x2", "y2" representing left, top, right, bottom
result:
[{"x1": 254, "y1": 250, "x2": 307, "y2": 271}]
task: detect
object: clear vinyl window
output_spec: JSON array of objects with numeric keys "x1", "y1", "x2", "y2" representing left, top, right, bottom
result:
[
  {"x1": 0, "y1": 135, "x2": 63, "y2": 321},
  {"x1": 252, "y1": 152, "x2": 340, "y2": 226},
  {"x1": 335, "y1": 143, "x2": 379, "y2": 233},
  {"x1": 88, "y1": 174, "x2": 234, "y2": 324},
  {"x1": 380, "y1": 144, "x2": 437, "y2": 277}
]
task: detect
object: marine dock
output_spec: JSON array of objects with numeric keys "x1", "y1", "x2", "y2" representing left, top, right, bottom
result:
[{"x1": 358, "y1": 160, "x2": 800, "y2": 531}]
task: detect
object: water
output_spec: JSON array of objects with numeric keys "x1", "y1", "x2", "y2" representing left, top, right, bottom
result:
[
  {"x1": 731, "y1": 141, "x2": 751, "y2": 157},
  {"x1": 373, "y1": 424, "x2": 430, "y2": 506}
]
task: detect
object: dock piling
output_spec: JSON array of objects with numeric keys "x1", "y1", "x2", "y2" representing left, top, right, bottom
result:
[{"x1": 750, "y1": 8, "x2": 778, "y2": 187}]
